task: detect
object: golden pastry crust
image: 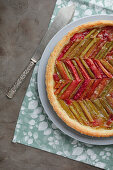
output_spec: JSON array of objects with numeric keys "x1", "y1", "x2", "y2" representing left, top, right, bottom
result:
[{"x1": 46, "y1": 21, "x2": 113, "y2": 137}]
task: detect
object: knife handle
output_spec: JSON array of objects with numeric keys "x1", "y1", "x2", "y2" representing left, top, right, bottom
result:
[{"x1": 6, "y1": 60, "x2": 36, "y2": 98}]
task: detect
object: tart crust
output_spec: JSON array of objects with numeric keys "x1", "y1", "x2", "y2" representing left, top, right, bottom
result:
[{"x1": 46, "y1": 21, "x2": 113, "y2": 137}]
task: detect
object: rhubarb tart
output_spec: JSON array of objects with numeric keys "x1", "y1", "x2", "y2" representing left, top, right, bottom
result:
[{"x1": 46, "y1": 21, "x2": 113, "y2": 137}]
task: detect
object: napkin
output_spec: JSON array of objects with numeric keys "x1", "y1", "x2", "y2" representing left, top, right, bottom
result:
[{"x1": 13, "y1": 0, "x2": 113, "y2": 170}]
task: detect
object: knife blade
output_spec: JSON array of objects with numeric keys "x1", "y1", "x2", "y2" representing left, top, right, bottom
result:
[
  {"x1": 6, "y1": 4, "x2": 75, "y2": 98},
  {"x1": 32, "y1": 4, "x2": 75, "y2": 61}
]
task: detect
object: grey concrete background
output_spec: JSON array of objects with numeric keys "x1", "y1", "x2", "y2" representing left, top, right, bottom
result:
[{"x1": 0, "y1": 0, "x2": 101, "y2": 169}]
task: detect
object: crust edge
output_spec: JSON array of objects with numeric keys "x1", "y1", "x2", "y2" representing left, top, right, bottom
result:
[{"x1": 46, "y1": 20, "x2": 113, "y2": 137}]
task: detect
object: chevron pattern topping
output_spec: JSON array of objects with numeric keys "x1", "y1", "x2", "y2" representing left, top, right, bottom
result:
[{"x1": 53, "y1": 27, "x2": 113, "y2": 128}]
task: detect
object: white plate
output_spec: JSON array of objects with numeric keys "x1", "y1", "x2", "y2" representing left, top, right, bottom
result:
[{"x1": 38, "y1": 15, "x2": 113, "y2": 145}]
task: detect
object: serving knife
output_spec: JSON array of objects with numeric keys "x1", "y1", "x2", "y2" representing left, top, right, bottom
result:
[{"x1": 6, "y1": 4, "x2": 75, "y2": 98}]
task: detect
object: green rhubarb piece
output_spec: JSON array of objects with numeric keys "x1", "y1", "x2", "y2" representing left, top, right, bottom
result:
[
  {"x1": 69, "y1": 105, "x2": 84, "y2": 124},
  {"x1": 55, "y1": 66, "x2": 62, "y2": 79},
  {"x1": 108, "y1": 60, "x2": 113, "y2": 66},
  {"x1": 100, "y1": 59, "x2": 113, "y2": 74},
  {"x1": 69, "y1": 79, "x2": 84, "y2": 99},
  {"x1": 93, "y1": 99, "x2": 109, "y2": 119},
  {"x1": 58, "y1": 82, "x2": 71, "y2": 97},
  {"x1": 54, "y1": 81, "x2": 68, "y2": 95},
  {"x1": 79, "y1": 38, "x2": 97, "y2": 58},
  {"x1": 106, "y1": 95, "x2": 113, "y2": 108},
  {"x1": 78, "y1": 101, "x2": 94, "y2": 122},
  {"x1": 69, "y1": 39, "x2": 87, "y2": 59},
  {"x1": 85, "y1": 39, "x2": 100, "y2": 58},
  {"x1": 73, "y1": 101, "x2": 88, "y2": 123},
  {"x1": 67, "y1": 68, "x2": 74, "y2": 80},
  {"x1": 85, "y1": 29, "x2": 96, "y2": 38},
  {"x1": 56, "y1": 61, "x2": 69, "y2": 80},
  {"x1": 91, "y1": 29, "x2": 101, "y2": 38},
  {"x1": 96, "y1": 60, "x2": 112, "y2": 78},
  {"x1": 83, "y1": 100, "x2": 96, "y2": 118},
  {"x1": 100, "y1": 79, "x2": 113, "y2": 97},
  {"x1": 62, "y1": 62, "x2": 74, "y2": 80},
  {"x1": 62, "y1": 63, "x2": 72, "y2": 79},
  {"x1": 75, "y1": 38, "x2": 92, "y2": 57},
  {"x1": 102, "y1": 42, "x2": 113, "y2": 59},
  {"x1": 99, "y1": 98, "x2": 113, "y2": 115},
  {"x1": 80, "y1": 58, "x2": 95, "y2": 78},
  {"x1": 72, "y1": 60, "x2": 84, "y2": 79},
  {"x1": 95, "y1": 42, "x2": 109, "y2": 59},
  {"x1": 98, "y1": 42, "x2": 112, "y2": 59},
  {"x1": 86, "y1": 99, "x2": 100, "y2": 116},
  {"x1": 104, "y1": 98, "x2": 113, "y2": 112},
  {"x1": 58, "y1": 99, "x2": 75, "y2": 119},
  {"x1": 62, "y1": 42, "x2": 79, "y2": 59},
  {"x1": 95, "y1": 42, "x2": 113, "y2": 59}
]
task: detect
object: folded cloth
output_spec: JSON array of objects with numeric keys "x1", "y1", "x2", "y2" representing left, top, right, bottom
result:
[{"x1": 13, "y1": 0, "x2": 113, "y2": 170}]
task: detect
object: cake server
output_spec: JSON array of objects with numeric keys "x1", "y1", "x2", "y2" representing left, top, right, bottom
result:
[{"x1": 6, "y1": 4, "x2": 75, "y2": 98}]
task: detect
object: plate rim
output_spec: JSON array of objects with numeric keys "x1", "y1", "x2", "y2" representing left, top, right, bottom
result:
[{"x1": 38, "y1": 14, "x2": 113, "y2": 145}]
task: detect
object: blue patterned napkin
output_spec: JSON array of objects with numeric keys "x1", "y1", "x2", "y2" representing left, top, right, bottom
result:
[{"x1": 13, "y1": 0, "x2": 113, "y2": 169}]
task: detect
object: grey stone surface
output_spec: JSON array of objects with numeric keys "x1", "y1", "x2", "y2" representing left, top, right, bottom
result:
[{"x1": 0, "y1": 0, "x2": 101, "y2": 170}]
